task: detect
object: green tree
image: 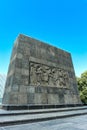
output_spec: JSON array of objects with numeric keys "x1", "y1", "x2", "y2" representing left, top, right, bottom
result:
[{"x1": 77, "y1": 71, "x2": 87, "y2": 104}]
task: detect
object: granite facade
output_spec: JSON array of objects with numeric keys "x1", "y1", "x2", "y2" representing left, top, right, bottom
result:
[{"x1": 2, "y1": 34, "x2": 81, "y2": 107}]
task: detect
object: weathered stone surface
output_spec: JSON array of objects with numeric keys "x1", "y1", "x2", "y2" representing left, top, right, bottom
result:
[
  {"x1": 48, "y1": 94, "x2": 59, "y2": 104},
  {"x1": 27, "y1": 93, "x2": 35, "y2": 104},
  {"x1": 18, "y1": 93, "x2": 27, "y2": 104},
  {"x1": 2, "y1": 34, "x2": 81, "y2": 106}
]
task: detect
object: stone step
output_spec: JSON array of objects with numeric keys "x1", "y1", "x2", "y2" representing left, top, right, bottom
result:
[
  {"x1": 0, "y1": 106, "x2": 87, "y2": 116},
  {"x1": 0, "y1": 107, "x2": 87, "y2": 127}
]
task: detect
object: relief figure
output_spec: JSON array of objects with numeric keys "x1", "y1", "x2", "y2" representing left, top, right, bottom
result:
[{"x1": 30, "y1": 62, "x2": 69, "y2": 88}]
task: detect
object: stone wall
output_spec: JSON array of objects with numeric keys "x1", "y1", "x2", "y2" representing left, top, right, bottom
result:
[{"x1": 2, "y1": 34, "x2": 81, "y2": 106}]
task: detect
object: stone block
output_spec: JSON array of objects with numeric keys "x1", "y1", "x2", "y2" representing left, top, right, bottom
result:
[
  {"x1": 11, "y1": 84, "x2": 19, "y2": 92},
  {"x1": 22, "y1": 58, "x2": 29, "y2": 69},
  {"x1": 64, "y1": 94, "x2": 71, "y2": 104},
  {"x1": 2, "y1": 34, "x2": 81, "y2": 106},
  {"x1": 27, "y1": 86, "x2": 35, "y2": 93},
  {"x1": 21, "y1": 75, "x2": 29, "y2": 85},
  {"x1": 34, "y1": 93, "x2": 42, "y2": 104},
  {"x1": 41, "y1": 93, "x2": 48, "y2": 104},
  {"x1": 18, "y1": 93, "x2": 27, "y2": 104},
  {"x1": 22, "y1": 69, "x2": 29, "y2": 76},
  {"x1": 17, "y1": 53, "x2": 23, "y2": 59},
  {"x1": 58, "y1": 92, "x2": 64, "y2": 104},
  {"x1": 48, "y1": 94, "x2": 59, "y2": 104},
  {"x1": 19, "y1": 85, "x2": 27, "y2": 93},
  {"x1": 9, "y1": 92, "x2": 18, "y2": 104},
  {"x1": 27, "y1": 93, "x2": 34, "y2": 104}
]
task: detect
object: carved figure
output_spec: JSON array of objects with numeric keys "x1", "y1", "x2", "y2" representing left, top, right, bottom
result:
[{"x1": 30, "y1": 62, "x2": 69, "y2": 88}]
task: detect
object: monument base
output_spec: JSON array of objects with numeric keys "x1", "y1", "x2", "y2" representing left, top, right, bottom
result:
[{"x1": 2, "y1": 104, "x2": 83, "y2": 110}]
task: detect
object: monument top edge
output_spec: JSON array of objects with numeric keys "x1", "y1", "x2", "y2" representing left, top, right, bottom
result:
[{"x1": 16, "y1": 33, "x2": 71, "y2": 55}]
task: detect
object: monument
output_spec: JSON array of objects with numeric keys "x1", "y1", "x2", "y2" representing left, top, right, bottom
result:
[{"x1": 2, "y1": 34, "x2": 81, "y2": 110}]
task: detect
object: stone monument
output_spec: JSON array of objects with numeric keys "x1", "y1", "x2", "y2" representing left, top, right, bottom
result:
[{"x1": 2, "y1": 34, "x2": 81, "y2": 110}]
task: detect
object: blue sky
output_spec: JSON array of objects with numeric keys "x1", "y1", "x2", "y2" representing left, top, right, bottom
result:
[{"x1": 0, "y1": 0, "x2": 87, "y2": 77}]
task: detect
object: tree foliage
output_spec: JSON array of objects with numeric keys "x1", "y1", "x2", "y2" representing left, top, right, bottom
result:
[{"x1": 77, "y1": 71, "x2": 87, "y2": 104}]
